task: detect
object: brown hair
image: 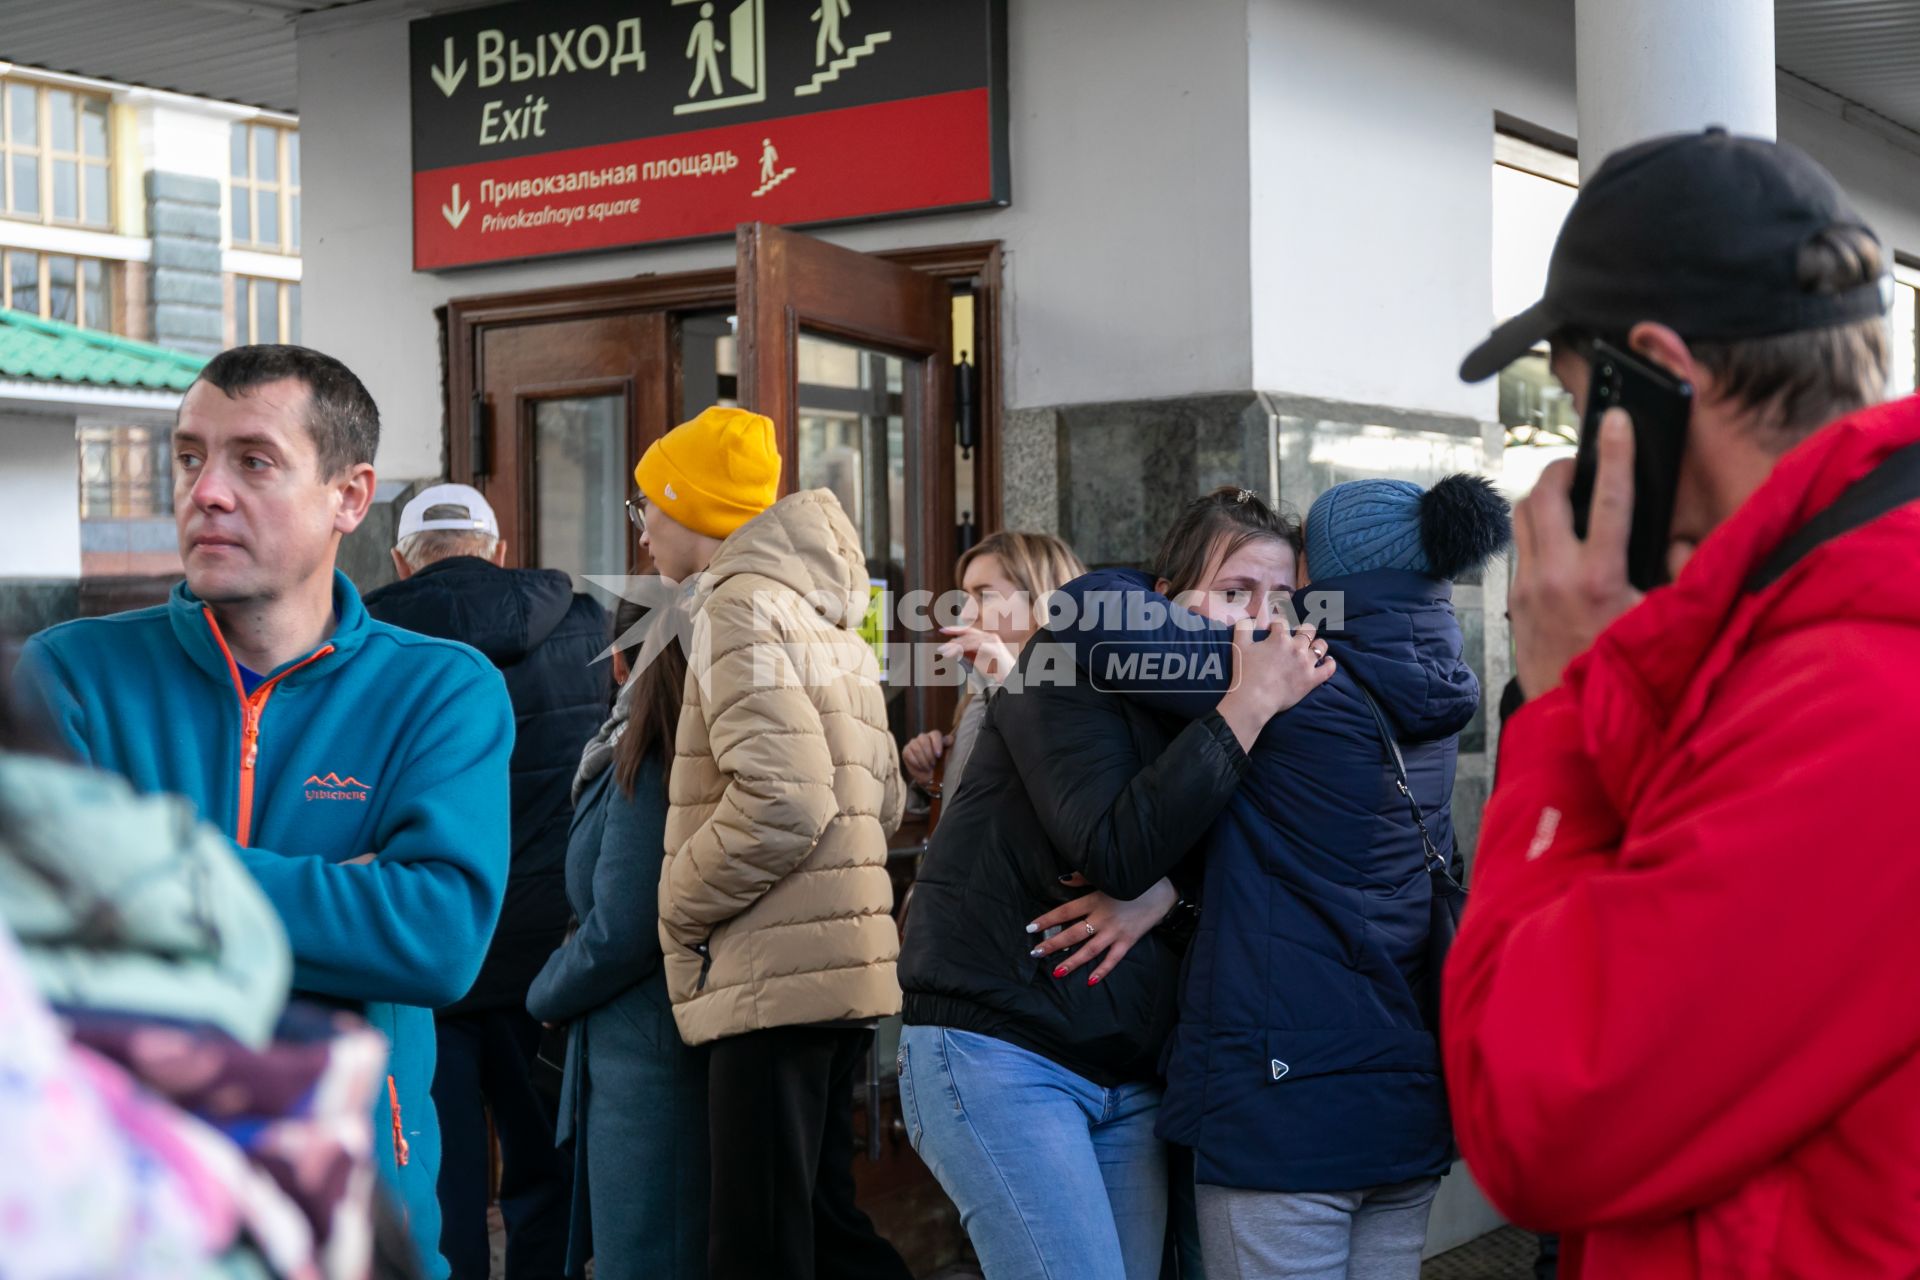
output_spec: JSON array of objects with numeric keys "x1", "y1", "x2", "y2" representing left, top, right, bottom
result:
[
  {"x1": 955, "y1": 530, "x2": 1087, "y2": 606},
  {"x1": 1689, "y1": 225, "x2": 1891, "y2": 444},
  {"x1": 611, "y1": 597, "x2": 688, "y2": 799},
  {"x1": 194, "y1": 344, "x2": 380, "y2": 480},
  {"x1": 1151, "y1": 486, "x2": 1303, "y2": 598}
]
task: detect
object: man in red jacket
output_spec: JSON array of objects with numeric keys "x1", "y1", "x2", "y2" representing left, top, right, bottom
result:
[{"x1": 1451, "y1": 128, "x2": 1920, "y2": 1278}]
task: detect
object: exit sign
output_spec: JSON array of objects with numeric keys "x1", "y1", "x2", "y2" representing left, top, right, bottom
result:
[{"x1": 409, "y1": 0, "x2": 1009, "y2": 270}]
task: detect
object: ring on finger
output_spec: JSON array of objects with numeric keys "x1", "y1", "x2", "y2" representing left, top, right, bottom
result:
[{"x1": 1083, "y1": 921, "x2": 1096, "y2": 938}]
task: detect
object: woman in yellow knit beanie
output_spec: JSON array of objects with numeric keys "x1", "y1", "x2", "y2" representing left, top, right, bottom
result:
[
  {"x1": 633, "y1": 404, "x2": 913, "y2": 1280},
  {"x1": 631, "y1": 406, "x2": 783, "y2": 580}
]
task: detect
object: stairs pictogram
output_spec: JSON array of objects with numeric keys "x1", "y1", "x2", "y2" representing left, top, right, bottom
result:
[
  {"x1": 753, "y1": 167, "x2": 798, "y2": 198},
  {"x1": 794, "y1": 31, "x2": 892, "y2": 96}
]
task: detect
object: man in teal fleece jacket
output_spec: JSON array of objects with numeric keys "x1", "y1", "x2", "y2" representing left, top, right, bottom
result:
[{"x1": 12, "y1": 345, "x2": 512, "y2": 1280}]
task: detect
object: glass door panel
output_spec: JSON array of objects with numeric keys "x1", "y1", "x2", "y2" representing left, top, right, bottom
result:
[
  {"x1": 793, "y1": 334, "x2": 911, "y2": 580},
  {"x1": 734, "y1": 223, "x2": 955, "y2": 759},
  {"x1": 529, "y1": 392, "x2": 627, "y2": 600}
]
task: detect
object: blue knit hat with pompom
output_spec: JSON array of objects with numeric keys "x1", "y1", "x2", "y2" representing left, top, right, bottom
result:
[{"x1": 1304, "y1": 475, "x2": 1512, "y2": 581}]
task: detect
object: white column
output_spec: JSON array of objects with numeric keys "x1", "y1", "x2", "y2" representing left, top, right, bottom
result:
[
  {"x1": 1575, "y1": 0, "x2": 1776, "y2": 180},
  {"x1": 0, "y1": 412, "x2": 83, "y2": 579}
]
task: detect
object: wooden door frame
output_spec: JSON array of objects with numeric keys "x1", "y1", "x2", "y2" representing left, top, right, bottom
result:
[
  {"x1": 511, "y1": 374, "x2": 637, "y2": 572},
  {"x1": 440, "y1": 238, "x2": 1004, "y2": 532}
]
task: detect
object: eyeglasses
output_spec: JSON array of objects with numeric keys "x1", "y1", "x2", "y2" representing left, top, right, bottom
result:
[{"x1": 625, "y1": 498, "x2": 647, "y2": 537}]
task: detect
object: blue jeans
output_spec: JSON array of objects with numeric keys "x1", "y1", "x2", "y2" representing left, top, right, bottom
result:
[{"x1": 897, "y1": 1025, "x2": 1167, "y2": 1280}]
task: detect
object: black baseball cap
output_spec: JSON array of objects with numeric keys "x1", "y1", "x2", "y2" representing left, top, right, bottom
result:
[{"x1": 1460, "y1": 127, "x2": 1890, "y2": 383}]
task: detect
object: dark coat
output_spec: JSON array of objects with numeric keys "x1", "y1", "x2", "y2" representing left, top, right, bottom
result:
[
  {"x1": 364, "y1": 557, "x2": 609, "y2": 1012},
  {"x1": 527, "y1": 759, "x2": 706, "y2": 1280},
  {"x1": 897, "y1": 631, "x2": 1248, "y2": 1087},
  {"x1": 1057, "y1": 568, "x2": 1478, "y2": 1192}
]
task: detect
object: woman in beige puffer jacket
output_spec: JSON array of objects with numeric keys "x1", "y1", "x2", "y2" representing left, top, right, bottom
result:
[
  {"x1": 657, "y1": 486, "x2": 906, "y2": 1038},
  {"x1": 638, "y1": 402, "x2": 912, "y2": 1280}
]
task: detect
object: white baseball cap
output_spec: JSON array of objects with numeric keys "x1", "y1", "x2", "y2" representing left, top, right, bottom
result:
[{"x1": 397, "y1": 483, "x2": 499, "y2": 539}]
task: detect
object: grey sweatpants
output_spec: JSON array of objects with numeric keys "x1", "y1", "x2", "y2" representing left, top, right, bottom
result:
[{"x1": 1194, "y1": 1177, "x2": 1440, "y2": 1280}]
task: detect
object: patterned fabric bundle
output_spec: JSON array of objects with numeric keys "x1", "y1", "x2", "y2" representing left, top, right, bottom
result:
[{"x1": 66, "y1": 1006, "x2": 389, "y2": 1280}]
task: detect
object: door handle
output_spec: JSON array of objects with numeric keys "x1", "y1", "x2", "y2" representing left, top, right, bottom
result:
[
  {"x1": 469, "y1": 391, "x2": 490, "y2": 478},
  {"x1": 955, "y1": 352, "x2": 977, "y2": 456}
]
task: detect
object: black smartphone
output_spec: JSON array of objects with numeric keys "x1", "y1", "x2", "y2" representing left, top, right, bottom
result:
[{"x1": 1570, "y1": 339, "x2": 1693, "y2": 592}]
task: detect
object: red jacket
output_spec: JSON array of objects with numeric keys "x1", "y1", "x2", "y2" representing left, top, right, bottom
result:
[{"x1": 1444, "y1": 396, "x2": 1920, "y2": 1279}]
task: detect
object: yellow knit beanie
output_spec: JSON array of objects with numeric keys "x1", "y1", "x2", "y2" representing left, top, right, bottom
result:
[{"x1": 633, "y1": 406, "x2": 782, "y2": 539}]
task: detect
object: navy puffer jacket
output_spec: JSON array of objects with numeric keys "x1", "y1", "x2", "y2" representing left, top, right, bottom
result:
[
  {"x1": 1056, "y1": 567, "x2": 1477, "y2": 1191},
  {"x1": 365, "y1": 557, "x2": 610, "y2": 1012}
]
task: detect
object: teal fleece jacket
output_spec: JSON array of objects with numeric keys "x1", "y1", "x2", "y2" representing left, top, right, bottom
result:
[{"x1": 12, "y1": 570, "x2": 513, "y2": 1280}]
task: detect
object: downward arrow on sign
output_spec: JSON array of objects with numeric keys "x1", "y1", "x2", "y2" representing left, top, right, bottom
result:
[
  {"x1": 430, "y1": 37, "x2": 467, "y2": 97},
  {"x1": 442, "y1": 184, "x2": 471, "y2": 229}
]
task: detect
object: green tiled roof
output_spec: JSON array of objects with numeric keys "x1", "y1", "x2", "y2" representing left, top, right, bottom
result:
[{"x1": 0, "y1": 308, "x2": 205, "y2": 392}]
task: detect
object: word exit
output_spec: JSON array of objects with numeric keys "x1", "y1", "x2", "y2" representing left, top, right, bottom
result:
[{"x1": 481, "y1": 94, "x2": 551, "y2": 145}]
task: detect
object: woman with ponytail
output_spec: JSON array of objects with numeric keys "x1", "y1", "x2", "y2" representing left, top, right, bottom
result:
[
  {"x1": 527, "y1": 599, "x2": 706, "y2": 1280},
  {"x1": 1048, "y1": 474, "x2": 1512, "y2": 1279}
]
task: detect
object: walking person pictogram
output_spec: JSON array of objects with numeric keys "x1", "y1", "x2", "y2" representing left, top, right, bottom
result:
[
  {"x1": 686, "y1": 3, "x2": 726, "y2": 99},
  {"x1": 753, "y1": 138, "x2": 796, "y2": 197},
  {"x1": 813, "y1": 0, "x2": 852, "y2": 67},
  {"x1": 793, "y1": 0, "x2": 891, "y2": 99}
]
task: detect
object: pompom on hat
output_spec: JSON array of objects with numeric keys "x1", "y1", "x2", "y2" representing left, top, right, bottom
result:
[
  {"x1": 633, "y1": 406, "x2": 782, "y2": 539},
  {"x1": 1304, "y1": 474, "x2": 1512, "y2": 581}
]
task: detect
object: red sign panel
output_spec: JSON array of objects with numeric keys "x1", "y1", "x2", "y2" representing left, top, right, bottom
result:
[
  {"x1": 409, "y1": 0, "x2": 1009, "y2": 270},
  {"x1": 414, "y1": 89, "x2": 992, "y2": 270}
]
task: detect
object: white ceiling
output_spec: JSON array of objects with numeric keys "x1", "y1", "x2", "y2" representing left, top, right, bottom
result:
[
  {"x1": 0, "y1": 0, "x2": 1917, "y2": 135},
  {"x1": 0, "y1": 0, "x2": 370, "y2": 114},
  {"x1": 1776, "y1": 0, "x2": 1920, "y2": 136}
]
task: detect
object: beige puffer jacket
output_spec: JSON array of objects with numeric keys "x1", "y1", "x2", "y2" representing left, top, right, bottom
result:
[{"x1": 657, "y1": 488, "x2": 906, "y2": 1045}]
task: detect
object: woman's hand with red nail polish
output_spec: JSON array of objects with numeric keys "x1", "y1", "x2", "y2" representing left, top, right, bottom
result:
[{"x1": 1028, "y1": 876, "x2": 1179, "y2": 986}]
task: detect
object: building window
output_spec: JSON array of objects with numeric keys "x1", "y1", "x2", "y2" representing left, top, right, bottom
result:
[
  {"x1": 1892, "y1": 261, "x2": 1919, "y2": 400},
  {"x1": 1, "y1": 78, "x2": 111, "y2": 228},
  {"x1": 1492, "y1": 131, "x2": 1581, "y2": 450},
  {"x1": 230, "y1": 122, "x2": 299, "y2": 253},
  {"x1": 4, "y1": 248, "x2": 112, "y2": 329},
  {"x1": 1494, "y1": 133, "x2": 1920, "y2": 420},
  {"x1": 79, "y1": 425, "x2": 172, "y2": 519},
  {"x1": 235, "y1": 275, "x2": 301, "y2": 344}
]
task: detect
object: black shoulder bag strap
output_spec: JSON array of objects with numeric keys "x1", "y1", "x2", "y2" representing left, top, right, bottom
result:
[
  {"x1": 1744, "y1": 440, "x2": 1920, "y2": 594},
  {"x1": 1355, "y1": 683, "x2": 1465, "y2": 1033},
  {"x1": 1355, "y1": 686, "x2": 1452, "y2": 884}
]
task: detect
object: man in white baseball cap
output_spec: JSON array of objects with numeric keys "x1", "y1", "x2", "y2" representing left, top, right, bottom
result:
[
  {"x1": 390, "y1": 483, "x2": 504, "y2": 575},
  {"x1": 365, "y1": 480, "x2": 610, "y2": 1280}
]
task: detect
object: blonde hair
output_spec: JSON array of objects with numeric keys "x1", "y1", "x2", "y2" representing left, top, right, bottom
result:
[
  {"x1": 948, "y1": 532, "x2": 1086, "y2": 735},
  {"x1": 955, "y1": 530, "x2": 1087, "y2": 607}
]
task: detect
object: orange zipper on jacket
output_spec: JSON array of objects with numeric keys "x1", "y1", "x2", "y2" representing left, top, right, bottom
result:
[
  {"x1": 202, "y1": 609, "x2": 415, "y2": 1173},
  {"x1": 202, "y1": 607, "x2": 334, "y2": 848},
  {"x1": 386, "y1": 1075, "x2": 410, "y2": 1167}
]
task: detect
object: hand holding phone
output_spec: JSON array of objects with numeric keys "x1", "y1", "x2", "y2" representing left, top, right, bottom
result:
[
  {"x1": 1508, "y1": 346, "x2": 1676, "y2": 698},
  {"x1": 1568, "y1": 339, "x2": 1693, "y2": 592}
]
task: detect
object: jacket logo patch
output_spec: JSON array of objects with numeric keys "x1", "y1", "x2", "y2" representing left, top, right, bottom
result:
[
  {"x1": 1526, "y1": 806, "x2": 1562, "y2": 861},
  {"x1": 304, "y1": 772, "x2": 371, "y2": 802},
  {"x1": 1271, "y1": 1059, "x2": 1290, "y2": 1081}
]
